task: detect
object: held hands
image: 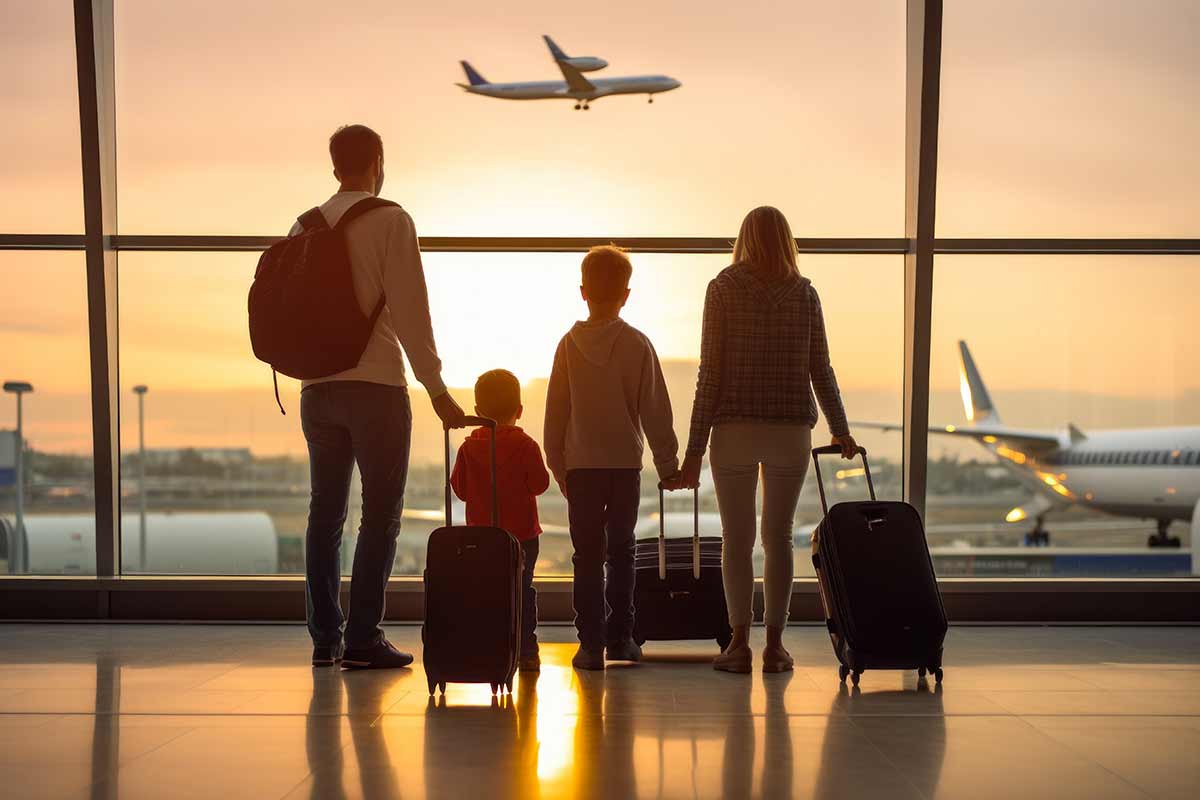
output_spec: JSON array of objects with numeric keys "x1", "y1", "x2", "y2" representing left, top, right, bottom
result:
[
  {"x1": 664, "y1": 452, "x2": 703, "y2": 491},
  {"x1": 832, "y1": 433, "x2": 858, "y2": 459},
  {"x1": 432, "y1": 392, "x2": 467, "y2": 429}
]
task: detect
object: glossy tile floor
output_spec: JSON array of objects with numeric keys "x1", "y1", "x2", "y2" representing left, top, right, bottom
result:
[{"x1": 1, "y1": 625, "x2": 1198, "y2": 799}]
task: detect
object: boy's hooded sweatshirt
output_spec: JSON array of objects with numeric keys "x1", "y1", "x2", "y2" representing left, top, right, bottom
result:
[{"x1": 543, "y1": 318, "x2": 679, "y2": 482}]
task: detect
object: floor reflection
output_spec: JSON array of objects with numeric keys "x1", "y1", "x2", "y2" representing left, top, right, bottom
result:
[{"x1": 8, "y1": 626, "x2": 1195, "y2": 799}]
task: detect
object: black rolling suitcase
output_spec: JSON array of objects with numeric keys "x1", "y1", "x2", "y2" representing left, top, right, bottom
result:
[
  {"x1": 632, "y1": 486, "x2": 733, "y2": 652},
  {"x1": 810, "y1": 445, "x2": 947, "y2": 686},
  {"x1": 422, "y1": 416, "x2": 523, "y2": 696}
]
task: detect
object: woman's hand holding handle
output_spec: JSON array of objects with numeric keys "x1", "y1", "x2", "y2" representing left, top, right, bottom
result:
[{"x1": 832, "y1": 433, "x2": 858, "y2": 459}]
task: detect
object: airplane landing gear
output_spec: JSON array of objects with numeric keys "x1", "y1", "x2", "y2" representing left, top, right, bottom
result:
[
  {"x1": 1024, "y1": 516, "x2": 1051, "y2": 546},
  {"x1": 574, "y1": 103, "x2": 581, "y2": 110},
  {"x1": 1148, "y1": 519, "x2": 1182, "y2": 548},
  {"x1": 648, "y1": 95, "x2": 654, "y2": 103}
]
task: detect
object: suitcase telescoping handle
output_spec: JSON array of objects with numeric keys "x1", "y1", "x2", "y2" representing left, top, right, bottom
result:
[
  {"x1": 443, "y1": 416, "x2": 498, "y2": 528},
  {"x1": 811, "y1": 445, "x2": 876, "y2": 516},
  {"x1": 658, "y1": 484, "x2": 701, "y2": 581}
]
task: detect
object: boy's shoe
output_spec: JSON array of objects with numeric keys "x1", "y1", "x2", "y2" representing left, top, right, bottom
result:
[
  {"x1": 572, "y1": 646, "x2": 606, "y2": 671},
  {"x1": 606, "y1": 639, "x2": 642, "y2": 663},
  {"x1": 312, "y1": 640, "x2": 345, "y2": 667},
  {"x1": 341, "y1": 639, "x2": 414, "y2": 670},
  {"x1": 519, "y1": 652, "x2": 541, "y2": 672}
]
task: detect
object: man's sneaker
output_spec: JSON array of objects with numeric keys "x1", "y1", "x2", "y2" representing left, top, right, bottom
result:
[
  {"x1": 519, "y1": 652, "x2": 541, "y2": 672},
  {"x1": 606, "y1": 639, "x2": 643, "y2": 663},
  {"x1": 341, "y1": 639, "x2": 414, "y2": 670},
  {"x1": 572, "y1": 646, "x2": 605, "y2": 671},
  {"x1": 312, "y1": 641, "x2": 344, "y2": 667}
]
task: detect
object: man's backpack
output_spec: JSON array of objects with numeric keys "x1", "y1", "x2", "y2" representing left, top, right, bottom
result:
[{"x1": 248, "y1": 197, "x2": 399, "y2": 413}]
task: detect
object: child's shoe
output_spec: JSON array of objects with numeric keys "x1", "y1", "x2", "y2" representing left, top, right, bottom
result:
[
  {"x1": 572, "y1": 645, "x2": 606, "y2": 671},
  {"x1": 606, "y1": 638, "x2": 642, "y2": 663}
]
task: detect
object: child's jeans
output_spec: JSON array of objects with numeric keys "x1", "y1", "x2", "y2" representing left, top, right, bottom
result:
[
  {"x1": 566, "y1": 468, "x2": 641, "y2": 651},
  {"x1": 521, "y1": 538, "x2": 539, "y2": 657}
]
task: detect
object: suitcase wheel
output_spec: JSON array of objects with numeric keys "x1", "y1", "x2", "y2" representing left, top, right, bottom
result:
[
  {"x1": 490, "y1": 683, "x2": 499, "y2": 695},
  {"x1": 717, "y1": 631, "x2": 733, "y2": 653},
  {"x1": 838, "y1": 664, "x2": 850, "y2": 683},
  {"x1": 505, "y1": 680, "x2": 514, "y2": 694},
  {"x1": 934, "y1": 668, "x2": 944, "y2": 685},
  {"x1": 851, "y1": 671, "x2": 861, "y2": 687},
  {"x1": 439, "y1": 682, "x2": 447, "y2": 694},
  {"x1": 427, "y1": 677, "x2": 436, "y2": 695},
  {"x1": 918, "y1": 667, "x2": 927, "y2": 679}
]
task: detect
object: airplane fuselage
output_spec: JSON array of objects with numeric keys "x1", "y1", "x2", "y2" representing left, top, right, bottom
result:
[
  {"x1": 461, "y1": 74, "x2": 682, "y2": 102},
  {"x1": 985, "y1": 426, "x2": 1200, "y2": 522}
]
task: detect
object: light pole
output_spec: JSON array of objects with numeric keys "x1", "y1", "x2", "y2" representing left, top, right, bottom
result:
[
  {"x1": 4, "y1": 381, "x2": 33, "y2": 575},
  {"x1": 133, "y1": 385, "x2": 148, "y2": 572}
]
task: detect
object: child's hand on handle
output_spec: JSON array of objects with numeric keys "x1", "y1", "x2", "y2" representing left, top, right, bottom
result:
[
  {"x1": 677, "y1": 453, "x2": 703, "y2": 490},
  {"x1": 832, "y1": 433, "x2": 858, "y2": 459},
  {"x1": 432, "y1": 392, "x2": 466, "y2": 429}
]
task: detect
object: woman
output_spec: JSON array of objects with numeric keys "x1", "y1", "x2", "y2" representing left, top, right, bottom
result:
[{"x1": 677, "y1": 206, "x2": 856, "y2": 673}]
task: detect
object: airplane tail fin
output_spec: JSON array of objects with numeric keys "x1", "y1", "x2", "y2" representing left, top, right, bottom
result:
[
  {"x1": 543, "y1": 35, "x2": 568, "y2": 61},
  {"x1": 958, "y1": 340, "x2": 1000, "y2": 424},
  {"x1": 459, "y1": 61, "x2": 488, "y2": 87}
]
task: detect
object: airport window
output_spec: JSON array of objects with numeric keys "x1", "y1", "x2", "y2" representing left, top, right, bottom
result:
[
  {"x1": 3, "y1": 3, "x2": 1197, "y2": 592},
  {"x1": 0, "y1": 2, "x2": 83, "y2": 234},
  {"x1": 925, "y1": 255, "x2": 1196, "y2": 575},
  {"x1": 118, "y1": 252, "x2": 903, "y2": 576},
  {"x1": 0, "y1": 254, "x2": 96, "y2": 575},
  {"x1": 114, "y1": 1, "x2": 905, "y2": 237},
  {"x1": 938, "y1": 2, "x2": 1198, "y2": 237}
]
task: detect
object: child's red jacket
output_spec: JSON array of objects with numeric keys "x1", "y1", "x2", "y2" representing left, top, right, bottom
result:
[{"x1": 450, "y1": 425, "x2": 550, "y2": 541}]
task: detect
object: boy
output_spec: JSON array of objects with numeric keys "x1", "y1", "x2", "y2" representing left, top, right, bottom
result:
[
  {"x1": 544, "y1": 245, "x2": 680, "y2": 671},
  {"x1": 451, "y1": 369, "x2": 550, "y2": 671}
]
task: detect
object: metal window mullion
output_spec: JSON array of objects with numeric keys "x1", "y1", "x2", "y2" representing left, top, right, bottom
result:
[
  {"x1": 74, "y1": 0, "x2": 120, "y2": 579},
  {"x1": 903, "y1": 0, "x2": 943, "y2": 521}
]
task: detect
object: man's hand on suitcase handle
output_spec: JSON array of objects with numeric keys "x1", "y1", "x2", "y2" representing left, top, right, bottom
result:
[
  {"x1": 832, "y1": 433, "x2": 859, "y2": 460},
  {"x1": 432, "y1": 392, "x2": 467, "y2": 429}
]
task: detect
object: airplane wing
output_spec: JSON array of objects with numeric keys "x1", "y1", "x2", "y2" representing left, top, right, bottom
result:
[
  {"x1": 851, "y1": 421, "x2": 1061, "y2": 450},
  {"x1": 553, "y1": 59, "x2": 595, "y2": 93}
]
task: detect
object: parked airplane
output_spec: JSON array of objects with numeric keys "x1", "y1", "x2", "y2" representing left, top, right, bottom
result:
[
  {"x1": 856, "y1": 341, "x2": 1200, "y2": 547},
  {"x1": 458, "y1": 35, "x2": 681, "y2": 110}
]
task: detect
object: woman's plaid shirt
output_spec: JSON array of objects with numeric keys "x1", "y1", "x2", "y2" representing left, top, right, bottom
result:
[{"x1": 686, "y1": 264, "x2": 849, "y2": 455}]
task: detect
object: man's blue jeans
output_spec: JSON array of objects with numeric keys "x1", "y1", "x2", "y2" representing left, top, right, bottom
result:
[{"x1": 301, "y1": 381, "x2": 411, "y2": 649}]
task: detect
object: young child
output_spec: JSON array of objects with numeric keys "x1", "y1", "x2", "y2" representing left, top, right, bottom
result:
[
  {"x1": 544, "y1": 245, "x2": 680, "y2": 671},
  {"x1": 450, "y1": 369, "x2": 550, "y2": 672}
]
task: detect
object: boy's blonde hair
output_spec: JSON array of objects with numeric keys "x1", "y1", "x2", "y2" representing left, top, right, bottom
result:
[
  {"x1": 732, "y1": 206, "x2": 800, "y2": 280},
  {"x1": 475, "y1": 369, "x2": 521, "y2": 421},
  {"x1": 581, "y1": 245, "x2": 632, "y2": 302}
]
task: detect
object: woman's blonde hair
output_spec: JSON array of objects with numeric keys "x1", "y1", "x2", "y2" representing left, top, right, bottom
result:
[{"x1": 731, "y1": 206, "x2": 799, "y2": 279}]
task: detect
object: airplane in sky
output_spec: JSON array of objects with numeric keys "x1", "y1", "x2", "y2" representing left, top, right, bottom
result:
[
  {"x1": 458, "y1": 35, "x2": 681, "y2": 110},
  {"x1": 856, "y1": 341, "x2": 1200, "y2": 547}
]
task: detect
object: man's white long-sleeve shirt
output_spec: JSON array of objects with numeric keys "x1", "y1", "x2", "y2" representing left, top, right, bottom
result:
[{"x1": 290, "y1": 191, "x2": 447, "y2": 398}]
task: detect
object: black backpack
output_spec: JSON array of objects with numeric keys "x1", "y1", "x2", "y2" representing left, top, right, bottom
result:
[{"x1": 248, "y1": 197, "x2": 400, "y2": 413}]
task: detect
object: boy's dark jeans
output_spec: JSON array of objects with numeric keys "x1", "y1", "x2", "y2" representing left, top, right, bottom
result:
[
  {"x1": 566, "y1": 468, "x2": 641, "y2": 651},
  {"x1": 521, "y1": 538, "x2": 539, "y2": 657},
  {"x1": 301, "y1": 381, "x2": 411, "y2": 650}
]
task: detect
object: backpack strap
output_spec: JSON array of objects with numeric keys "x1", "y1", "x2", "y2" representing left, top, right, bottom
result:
[
  {"x1": 334, "y1": 196, "x2": 401, "y2": 230},
  {"x1": 335, "y1": 197, "x2": 401, "y2": 329},
  {"x1": 272, "y1": 368, "x2": 286, "y2": 415},
  {"x1": 297, "y1": 207, "x2": 328, "y2": 232}
]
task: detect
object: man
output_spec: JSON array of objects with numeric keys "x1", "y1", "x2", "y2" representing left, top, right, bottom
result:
[{"x1": 299, "y1": 124, "x2": 464, "y2": 669}]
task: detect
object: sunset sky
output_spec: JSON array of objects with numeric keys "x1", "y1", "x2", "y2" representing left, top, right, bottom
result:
[{"x1": 1, "y1": 1, "x2": 1198, "y2": 459}]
